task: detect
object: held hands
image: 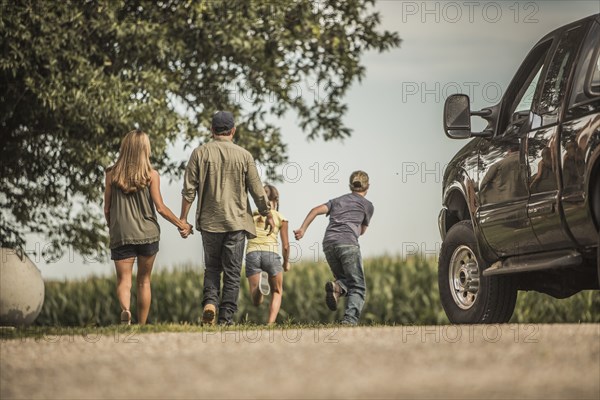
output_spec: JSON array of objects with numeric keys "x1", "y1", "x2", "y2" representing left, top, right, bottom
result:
[
  {"x1": 179, "y1": 221, "x2": 194, "y2": 239},
  {"x1": 264, "y1": 213, "x2": 275, "y2": 235}
]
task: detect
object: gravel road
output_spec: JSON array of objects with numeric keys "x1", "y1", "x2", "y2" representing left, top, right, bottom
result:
[{"x1": 1, "y1": 324, "x2": 599, "y2": 399}]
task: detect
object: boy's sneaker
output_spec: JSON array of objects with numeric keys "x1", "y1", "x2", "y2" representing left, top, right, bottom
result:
[
  {"x1": 202, "y1": 303, "x2": 216, "y2": 326},
  {"x1": 259, "y1": 271, "x2": 271, "y2": 296},
  {"x1": 325, "y1": 281, "x2": 343, "y2": 311}
]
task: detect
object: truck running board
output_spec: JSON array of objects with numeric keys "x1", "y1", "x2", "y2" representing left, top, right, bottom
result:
[{"x1": 482, "y1": 250, "x2": 582, "y2": 277}]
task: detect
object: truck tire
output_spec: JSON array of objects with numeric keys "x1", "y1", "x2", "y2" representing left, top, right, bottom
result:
[{"x1": 439, "y1": 220, "x2": 517, "y2": 324}]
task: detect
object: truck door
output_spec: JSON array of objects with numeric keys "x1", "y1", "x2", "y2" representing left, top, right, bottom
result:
[
  {"x1": 560, "y1": 19, "x2": 600, "y2": 247},
  {"x1": 478, "y1": 40, "x2": 553, "y2": 257},
  {"x1": 526, "y1": 24, "x2": 588, "y2": 249}
]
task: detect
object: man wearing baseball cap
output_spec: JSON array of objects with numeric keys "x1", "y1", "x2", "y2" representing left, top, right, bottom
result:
[{"x1": 180, "y1": 111, "x2": 274, "y2": 325}]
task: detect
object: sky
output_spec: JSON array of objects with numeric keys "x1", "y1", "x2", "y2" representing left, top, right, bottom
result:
[{"x1": 32, "y1": 0, "x2": 600, "y2": 280}]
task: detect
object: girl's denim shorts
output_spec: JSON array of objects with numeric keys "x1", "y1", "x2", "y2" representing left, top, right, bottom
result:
[{"x1": 245, "y1": 251, "x2": 283, "y2": 277}]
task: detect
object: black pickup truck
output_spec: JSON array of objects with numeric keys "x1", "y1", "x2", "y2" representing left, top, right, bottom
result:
[{"x1": 439, "y1": 14, "x2": 600, "y2": 324}]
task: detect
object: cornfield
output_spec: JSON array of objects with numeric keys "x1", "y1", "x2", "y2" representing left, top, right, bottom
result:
[{"x1": 36, "y1": 256, "x2": 600, "y2": 326}]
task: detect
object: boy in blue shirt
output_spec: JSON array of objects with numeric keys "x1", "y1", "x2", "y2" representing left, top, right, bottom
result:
[{"x1": 294, "y1": 171, "x2": 374, "y2": 325}]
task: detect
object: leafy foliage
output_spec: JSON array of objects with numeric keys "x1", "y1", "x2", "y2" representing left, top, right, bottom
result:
[
  {"x1": 0, "y1": 0, "x2": 400, "y2": 258},
  {"x1": 35, "y1": 257, "x2": 599, "y2": 326}
]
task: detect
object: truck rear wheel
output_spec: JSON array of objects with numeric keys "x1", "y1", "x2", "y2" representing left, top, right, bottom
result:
[{"x1": 439, "y1": 220, "x2": 517, "y2": 324}]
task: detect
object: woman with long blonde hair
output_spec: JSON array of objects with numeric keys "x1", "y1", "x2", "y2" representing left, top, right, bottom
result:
[{"x1": 104, "y1": 129, "x2": 192, "y2": 325}]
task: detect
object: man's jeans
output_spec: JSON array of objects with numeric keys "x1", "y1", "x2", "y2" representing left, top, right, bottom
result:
[
  {"x1": 201, "y1": 230, "x2": 246, "y2": 323},
  {"x1": 323, "y1": 244, "x2": 366, "y2": 324}
]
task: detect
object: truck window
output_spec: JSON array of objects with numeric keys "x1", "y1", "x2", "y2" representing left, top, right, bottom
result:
[
  {"x1": 566, "y1": 21, "x2": 600, "y2": 118},
  {"x1": 515, "y1": 67, "x2": 543, "y2": 113},
  {"x1": 591, "y1": 51, "x2": 600, "y2": 95},
  {"x1": 497, "y1": 39, "x2": 552, "y2": 137},
  {"x1": 536, "y1": 25, "x2": 586, "y2": 126}
]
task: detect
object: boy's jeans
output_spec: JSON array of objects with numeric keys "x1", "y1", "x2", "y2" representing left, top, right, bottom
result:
[
  {"x1": 323, "y1": 244, "x2": 366, "y2": 324},
  {"x1": 201, "y1": 230, "x2": 246, "y2": 324}
]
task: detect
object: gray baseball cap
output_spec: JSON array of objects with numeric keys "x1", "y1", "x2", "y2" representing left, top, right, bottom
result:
[{"x1": 212, "y1": 111, "x2": 235, "y2": 133}]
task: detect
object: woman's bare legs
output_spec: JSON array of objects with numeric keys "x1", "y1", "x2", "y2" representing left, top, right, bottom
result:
[
  {"x1": 136, "y1": 254, "x2": 156, "y2": 325},
  {"x1": 115, "y1": 258, "x2": 135, "y2": 319},
  {"x1": 267, "y1": 273, "x2": 283, "y2": 324},
  {"x1": 248, "y1": 273, "x2": 263, "y2": 306}
]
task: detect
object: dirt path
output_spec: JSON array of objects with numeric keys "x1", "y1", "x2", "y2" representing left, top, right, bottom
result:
[{"x1": 1, "y1": 324, "x2": 599, "y2": 399}]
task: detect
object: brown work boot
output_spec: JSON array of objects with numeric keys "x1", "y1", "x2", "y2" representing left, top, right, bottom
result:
[
  {"x1": 325, "y1": 281, "x2": 343, "y2": 311},
  {"x1": 202, "y1": 303, "x2": 216, "y2": 325}
]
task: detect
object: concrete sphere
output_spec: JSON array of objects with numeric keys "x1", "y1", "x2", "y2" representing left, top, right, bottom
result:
[{"x1": 0, "y1": 248, "x2": 45, "y2": 326}]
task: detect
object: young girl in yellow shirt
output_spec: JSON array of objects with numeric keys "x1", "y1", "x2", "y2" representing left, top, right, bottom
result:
[{"x1": 245, "y1": 185, "x2": 290, "y2": 324}]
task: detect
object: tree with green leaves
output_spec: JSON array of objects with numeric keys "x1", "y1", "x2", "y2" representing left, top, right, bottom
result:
[{"x1": 0, "y1": 0, "x2": 400, "y2": 260}]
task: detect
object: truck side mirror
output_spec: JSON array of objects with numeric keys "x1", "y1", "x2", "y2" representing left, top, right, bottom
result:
[{"x1": 444, "y1": 94, "x2": 472, "y2": 139}]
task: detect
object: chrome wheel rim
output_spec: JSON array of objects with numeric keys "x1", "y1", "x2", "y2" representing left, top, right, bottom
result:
[{"x1": 448, "y1": 245, "x2": 480, "y2": 310}]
